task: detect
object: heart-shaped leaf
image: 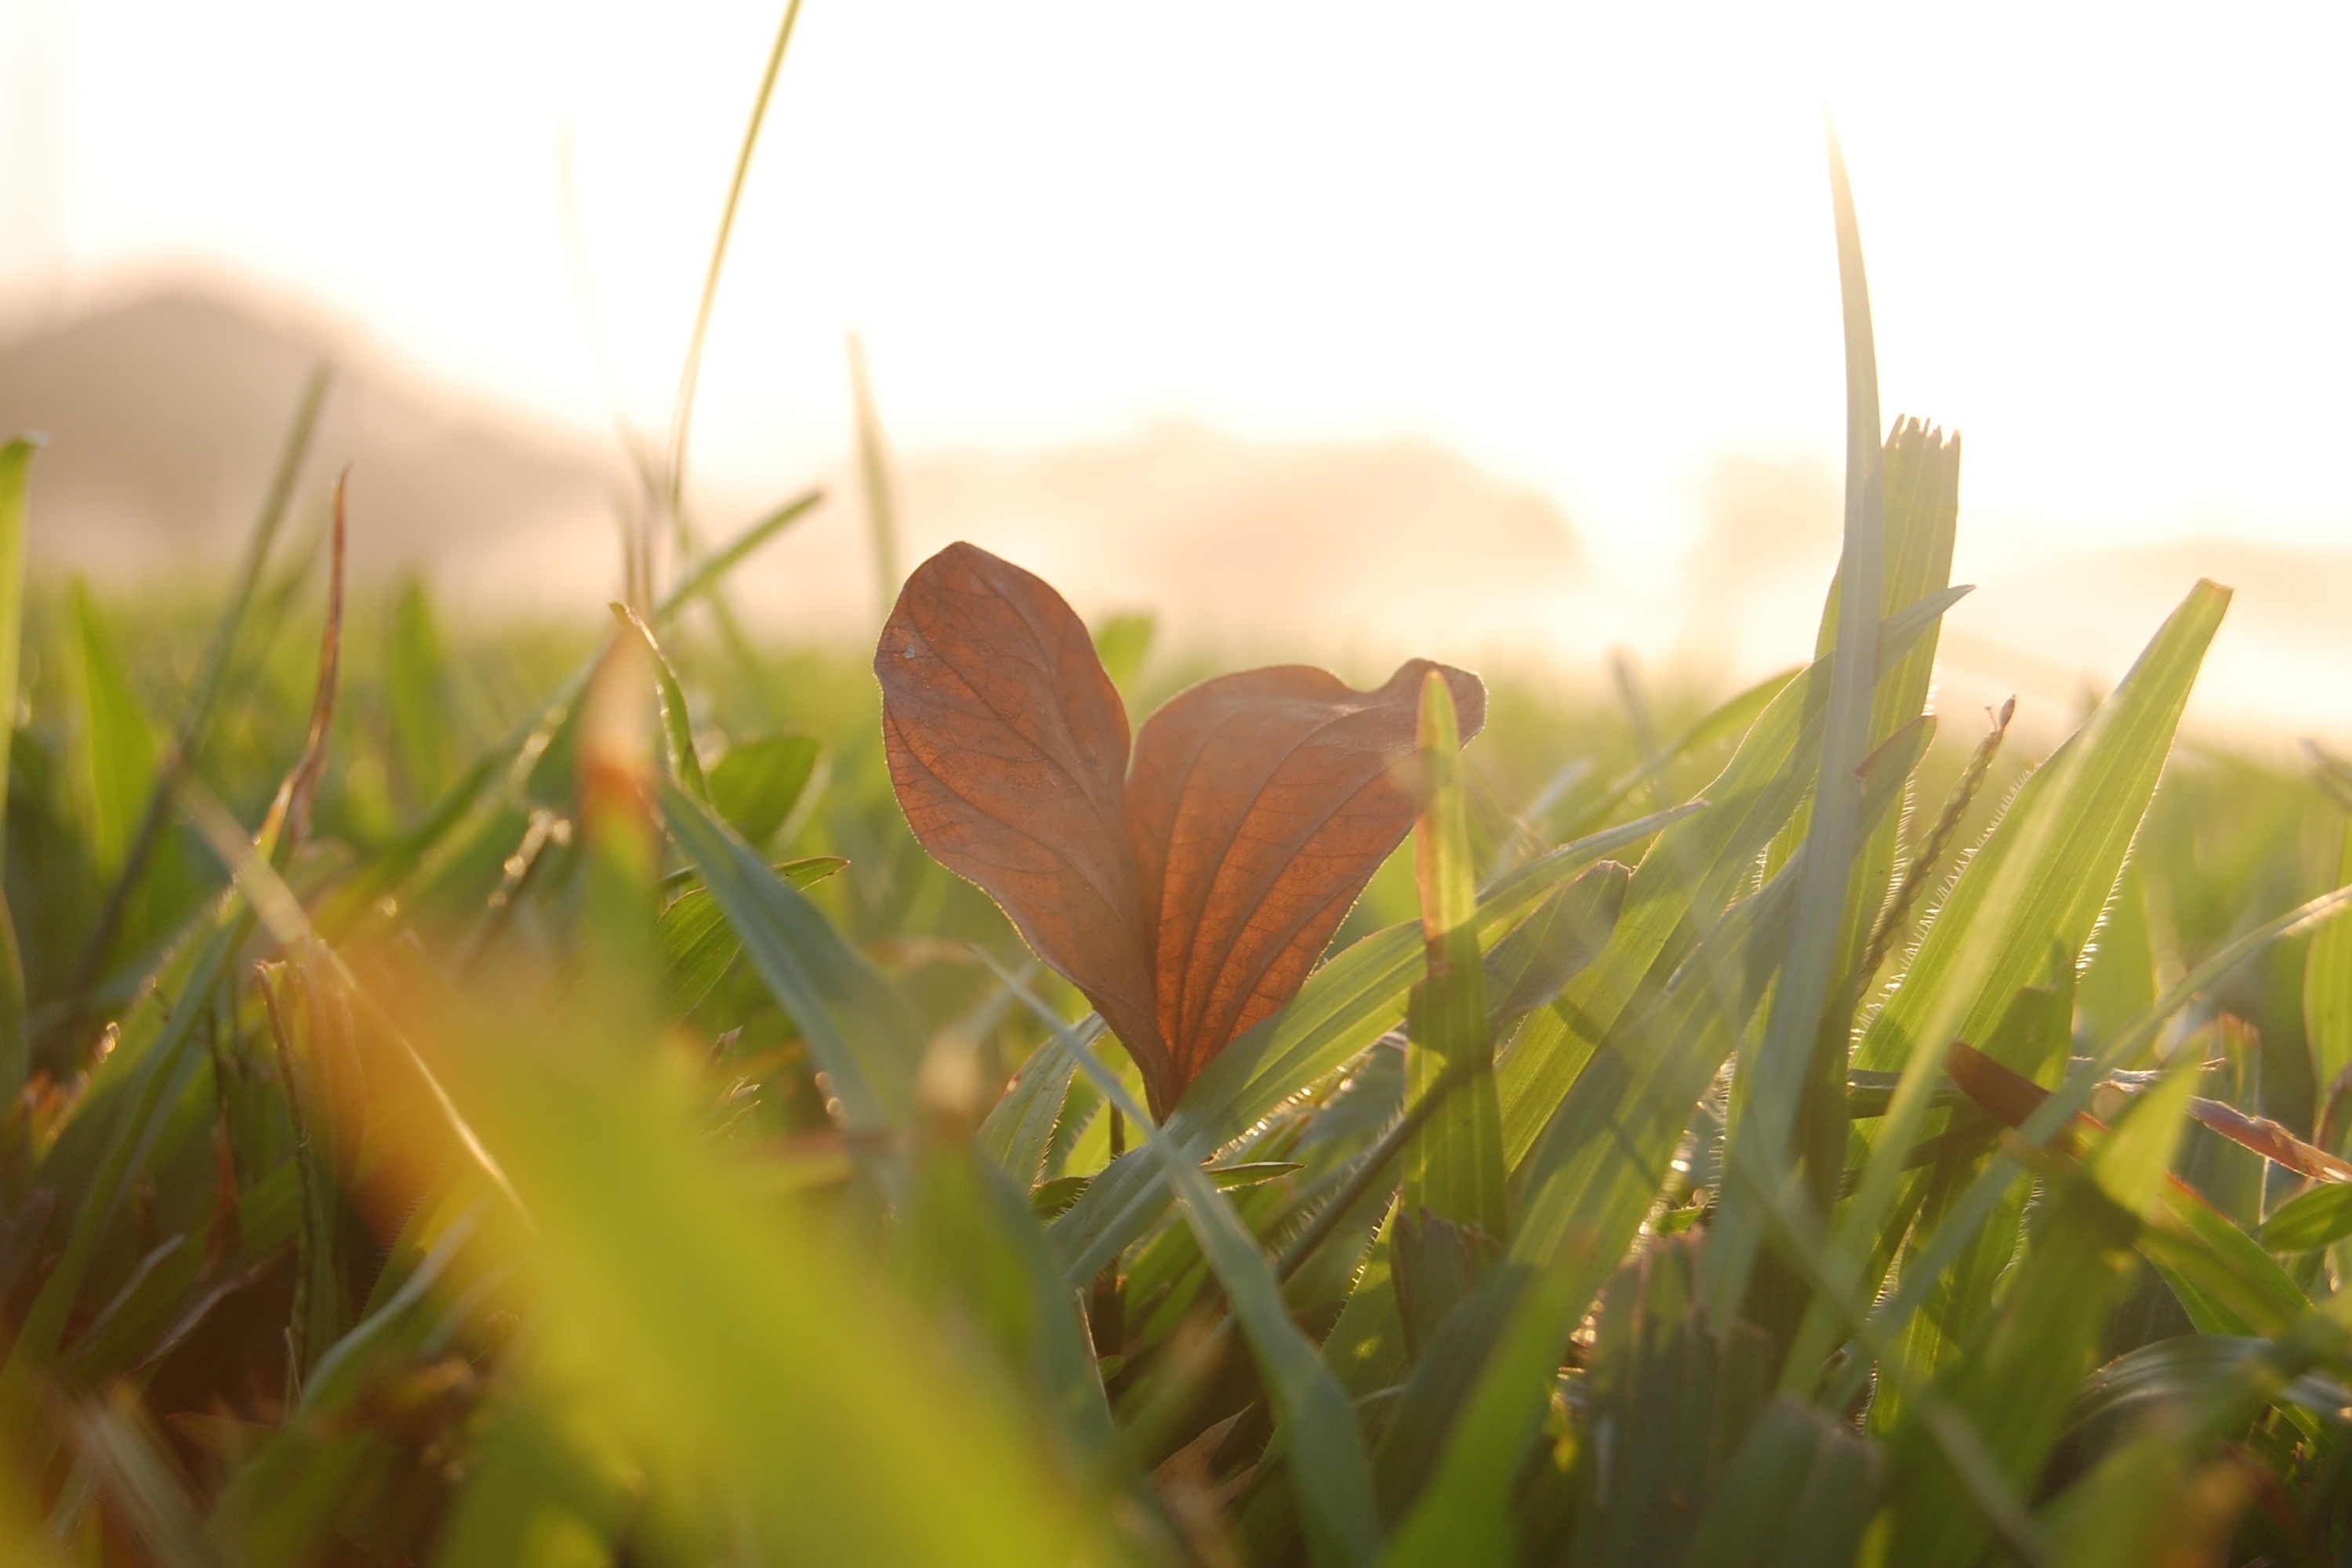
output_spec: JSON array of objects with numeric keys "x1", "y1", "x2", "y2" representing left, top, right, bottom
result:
[
  {"x1": 878, "y1": 543, "x2": 1486, "y2": 1118},
  {"x1": 876, "y1": 543, "x2": 1168, "y2": 1095}
]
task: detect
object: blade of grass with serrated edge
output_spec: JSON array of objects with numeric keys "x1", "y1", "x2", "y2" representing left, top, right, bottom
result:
[
  {"x1": 1006, "y1": 974, "x2": 1381, "y2": 1568},
  {"x1": 1818, "y1": 876, "x2": 2352, "y2": 1412},
  {"x1": 979, "y1": 1014, "x2": 1099, "y2": 1187},
  {"x1": 1400, "y1": 672, "x2": 1506, "y2": 1238},
  {"x1": 1497, "y1": 589, "x2": 1964, "y2": 1177},
  {"x1": 1459, "y1": 718, "x2": 1922, "y2": 1412},
  {"x1": 1785, "y1": 580, "x2": 2231, "y2": 1390},
  {"x1": 1048, "y1": 802, "x2": 1700, "y2": 1287},
  {"x1": 611, "y1": 604, "x2": 709, "y2": 802},
  {"x1": 1886, "y1": 1069, "x2": 2190, "y2": 1568},
  {"x1": 659, "y1": 780, "x2": 923, "y2": 1134}
]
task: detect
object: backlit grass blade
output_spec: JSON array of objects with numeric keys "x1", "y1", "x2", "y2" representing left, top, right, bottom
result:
[
  {"x1": 612, "y1": 603, "x2": 710, "y2": 802},
  {"x1": 655, "y1": 487, "x2": 825, "y2": 619},
  {"x1": 848, "y1": 332, "x2": 902, "y2": 622},
  {"x1": 1494, "y1": 589, "x2": 1956, "y2": 1178},
  {"x1": 665, "y1": 0, "x2": 807, "y2": 511},
  {"x1": 385, "y1": 575, "x2": 455, "y2": 808},
  {"x1": 979, "y1": 1014, "x2": 1100, "y2": 1186},
  {"x1": 1483, "y1": 723, "x2": 1918, "y2": 1391},
  {"x1": 1727, "y1": 126, "x2": 1889, "y2": 1227},
  {"x1": 1798, "y1": 580, "x2": 2232, "y2": 1385},
  {"x1": 660, "y1": 779, "x2": 924, "y2": 1134},
  {"x1": 2307, "y1": 816, "x2": 2352, "y2": 1148},
  {"x1": 1014, "y1": 975, "x2": 1381, "y2": 1567},
  {"x1": 1399, "y1": 671, "x2": 1506, "y2": 1242},
  {"x1": 1882, "y1": 1070, "x2": 2191, "y2": 1568},
  {"x1": 1824, "y1": 876, "x2": 2352, "y2": 1410}
]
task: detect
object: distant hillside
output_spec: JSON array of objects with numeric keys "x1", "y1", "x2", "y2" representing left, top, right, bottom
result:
[
  {"x1": 0, "y1": 284, "x2": 1598, "y2": 674},
  {"x1": 4, "y1": 281, "x2": 2344, "y2": 750},
  {"x1": 0, "y1": 285, "x2": 623, "y2": 585}
]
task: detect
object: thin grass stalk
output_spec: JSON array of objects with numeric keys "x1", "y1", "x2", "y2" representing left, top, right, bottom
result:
[{"x1": 57, "y1": 368, "x2": 332, "y2": 1050}]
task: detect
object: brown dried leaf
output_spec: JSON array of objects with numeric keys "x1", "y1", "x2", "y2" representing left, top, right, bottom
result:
[
  {"x1": 1128, "y1": 662, "x2": 1486, "y2": 1099},
  {"x1": 878, "y1": 543, "x2": 1485, "y2": 1119},
  {"x1": 877, "y1": 543, "x2": 1167, "y2": 1094}
]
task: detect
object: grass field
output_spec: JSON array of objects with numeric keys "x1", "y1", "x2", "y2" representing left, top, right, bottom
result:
[{"x1": 5, "y1": 54, "x2": 2352, "y2": 1566}]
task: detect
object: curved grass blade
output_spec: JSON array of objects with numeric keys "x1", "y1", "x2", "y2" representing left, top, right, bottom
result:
[
  {"x1": 612, "y1": 603, "x2": 709, "y2": 803},
  {"x1": 1007, "y1": 973, "x2": 1381, "y2": 1567},
  {"x1": 660, "y1": 779, "x2": 924, "y2": 1135},
  {"x1": 656, "y1": 487, "x2": 824, "y2": 618}
]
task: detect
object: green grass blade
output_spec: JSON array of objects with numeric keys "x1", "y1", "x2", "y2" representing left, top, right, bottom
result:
[
  {"x1": 2307, "y1": 817, "x2": 2352, "y2": 1148},
  {"x1": 0, "y1": 437, "x2": 31, "y2": 857},
  {"x1": 1014, "y1": 977, "x2": 1381, "y2": 1567},
  {"x1": 1727, "y1": 126, "x2": 1889, "y2": 1221},
  {"x1": 978, "y1": 1015, "x2": 1098, "y2": 1186},
  {"x1": 2258, "y1": 1182, "x2": 2352, "y2": 1252},
  {"x1": 654, "y1": 856, "x2": 844, "y2": 1016},
  {"x1": 1681, "y1": 1396, "x2": 1886, "y2": 1568},
  {"x1": 848, "y1": 333, "x2": 902, "y2": 622},
  {"x1": 659, "y1": 779, "x2": 922, "y2": 1134},
  {"x1": 1803, "y1": 580, "x2": 2232, "y2": 1381},
  {"x1": 708, "y1": 732, "x2": 821, "y2": 845},
  {"x1": 1400, "y1": 672, "x2": 1506, "y2": 1242},
  {"x1": 1827, "y1": 877, "x2": 2352, "y2": 1412},
  {"x1": 612, "y1": 604, "x2": 710, "y2": 802},
  {"x1": 665, "y1": 0, "x2": 807, "y2": 510},
  {"x1": 0, "y1": 439, "x2": 35, "y2": 1094},
  {"x1": 67, "y1": 579, "x2": 165, "y2": 878},
  {"x1": 385, "y1": 575, "x2": 455, "y2": 808},
  {"x1": 65, "y1": 367, "x2": 330, "y2": 1016},
  {"x1": 1378, "y1": 1264, "x2": 1575, "y2": 1566},
  {"x1": 423, "y1": 986, "x2": 1091, "y2": 1567},
  {"x1": 655, "y1": 487, "x2": 824, "y2": 620}
]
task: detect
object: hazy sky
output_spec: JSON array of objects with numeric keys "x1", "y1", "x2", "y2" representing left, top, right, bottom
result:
[{"x1": 2, "y1": 1, "x2": 2347, "y2": 594}]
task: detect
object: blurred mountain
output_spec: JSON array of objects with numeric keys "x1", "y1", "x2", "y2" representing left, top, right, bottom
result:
[
  {"x1": 5, "y1": 281, "x2": 2342, "y2": 749},
  {"x1": 0, "y1": 284, "x2": 623, "y2": 586},
  {"x1": 880, "y1": 424, "x2": 1591, "y2": 660},
  {"x1": 0, "y1": 282, "x2": 1595, "y2": 667}
]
